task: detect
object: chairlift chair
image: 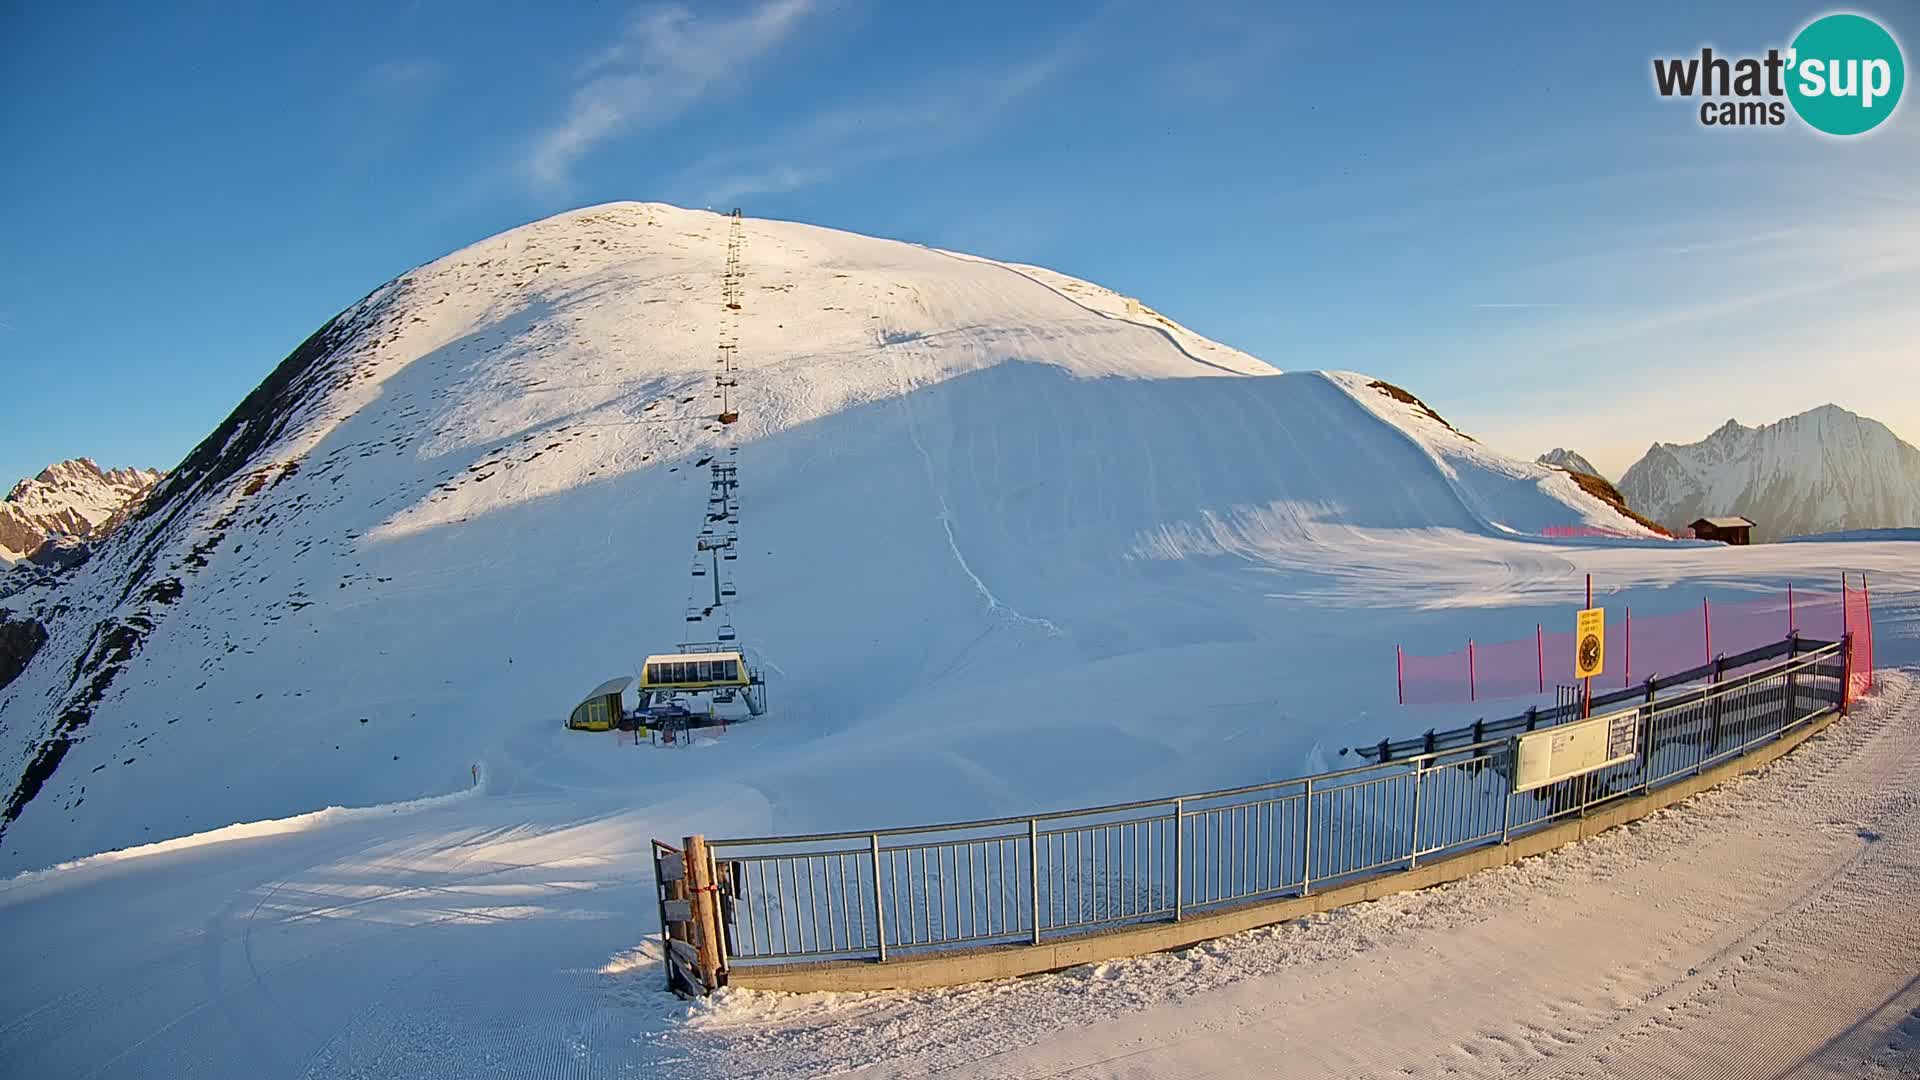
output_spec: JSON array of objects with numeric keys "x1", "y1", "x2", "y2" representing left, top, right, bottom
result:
[{"x1": 716, "y1": 622, "x2": 737, "y2": 642}]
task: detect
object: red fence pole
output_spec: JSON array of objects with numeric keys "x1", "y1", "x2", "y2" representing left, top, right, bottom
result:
[
  {"x1": 1703, "y1": 597, "x2": 1712, "y2": 665},
  {"x1": 1536, "y1": 624, "x2": 1544, "y2": 693},
  {"x1": 1396, "y1": 645, "x2": 1404, "y2": 706},
  {"x1": 1468, "y1": 639, "x2": 1476, "y2": 702}
]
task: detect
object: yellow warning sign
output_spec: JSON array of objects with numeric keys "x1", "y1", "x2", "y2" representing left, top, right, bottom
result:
[{"x1": 1574, "y1": 607, "x2": 1605, "y2": 679}]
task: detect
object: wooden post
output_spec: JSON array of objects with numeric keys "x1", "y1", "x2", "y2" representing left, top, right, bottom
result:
[
  {"x1": 661, "y1": 849, "x2": 697, "y2": 995},
  {"x1": 683, "y1": 834, "x2": 724, "y2": 993}
]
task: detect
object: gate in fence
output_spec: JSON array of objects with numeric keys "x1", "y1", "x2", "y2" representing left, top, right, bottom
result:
[{"x1": 655, "y1": 636, "x2": 1858, "y2": 993}]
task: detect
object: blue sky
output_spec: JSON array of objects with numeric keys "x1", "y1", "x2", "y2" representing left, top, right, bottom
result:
[{"x1": 3, "y1": 1, "x2": 1916, "y2": 486}]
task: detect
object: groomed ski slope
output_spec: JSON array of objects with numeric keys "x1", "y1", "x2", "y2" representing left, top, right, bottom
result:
[
  {"x1": 4, "y1": 202, "x2": 1917, "y2": 1078},
  {"x1": 0, "y1": 653, "x2": 1912, "y2": 1078},
  {"x1": 3, "y1": 203, "x2": 1647, "y2": 870}
]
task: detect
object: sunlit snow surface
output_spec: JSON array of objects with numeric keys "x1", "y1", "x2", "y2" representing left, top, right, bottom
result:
[
  {"x1": 0, "y1": 203, "x2": 1916, "y2": 1078},
  {"x1": 2, "y1": 201, "x2": 1661, "y2": 871}
]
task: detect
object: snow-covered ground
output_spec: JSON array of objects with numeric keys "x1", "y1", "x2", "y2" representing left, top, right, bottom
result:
[
  {"x1": 3, "y1": 203, "x2": 1916, "y2": 1077},
  {"x1": 0, "y1": 562, "x2": 1913, "y2": 1079},
  {"x1": 0, "y1": 202, "x2": 1667, "y2": 871}
]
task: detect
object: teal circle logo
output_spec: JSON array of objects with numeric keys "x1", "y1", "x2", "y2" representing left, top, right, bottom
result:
[{"x1": 1787, "y1": 13, "x2": 1904, "y2": 135}]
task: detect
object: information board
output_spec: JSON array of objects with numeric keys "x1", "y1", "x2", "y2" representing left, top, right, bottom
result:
[
  {"x1": 1512, "y1": 707, "x2": 1639, "y2": 793},
  {"x1": 1574, "y1": 606, "x2": 1606, "y2": 679}
]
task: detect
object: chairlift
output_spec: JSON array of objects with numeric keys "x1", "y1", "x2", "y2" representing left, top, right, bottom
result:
[
  {"x1": 720, "y1": 578, "x2": 736, "y2": 597},
  {"x1": 722, "y1": 548, "x2": 738, "y2": 561},
  {"x1": 684, "y1": 607, "x2": 702, "y2": 623},
  {"x1": 716, "y1": 622, "x2": 736, "y2": 642},
  {"x1": 691, "y1": 559, "x2": 707, "y2": 576}
]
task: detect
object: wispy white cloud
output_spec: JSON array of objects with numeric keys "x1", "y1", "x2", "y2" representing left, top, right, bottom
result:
[
  {"x1": 675, "y1": 45, "x2": 1077, "y2": 206},
  {"x1": 528, "y1": 0, "x2": 817, "y2": 190}
]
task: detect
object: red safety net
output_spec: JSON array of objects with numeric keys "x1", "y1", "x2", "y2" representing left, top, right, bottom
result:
[
  {"x1": 1844, "y1": 575, "x2": 1875, "y2": 705},
  {"x1": 1540, "y1": 525, "x2": 1647, "y2": 540},
  {"x1": 1397, "y1": 584, "x2": 1851, "y2": 706}
]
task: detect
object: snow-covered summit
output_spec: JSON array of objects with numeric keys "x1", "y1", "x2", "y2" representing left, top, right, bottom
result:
[
  {"x1": 0, "y1": 201, "x2": 1656, "y2": 869},
  {"x1": 0, "y1": 458, "x2": 163, "y2": 564},
  {"x1": 1618, "y1": 404, "x2": 1920, "y2": 542},
  {"x1": 1537, "y1": 448, "x2": 1601, "y2": 478}
]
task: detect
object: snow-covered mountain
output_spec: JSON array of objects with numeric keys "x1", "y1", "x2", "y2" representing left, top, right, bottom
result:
[
  {"x1": 0, "y1": 202, "x2": 1658, "y2": 869},
  {"x1": 1618, "y1": 406, "x2": 1920, "y2": 543},
  {"x1": 0, "y1": 459, "x2": 163, "y2": 564},
  {"x1": 1537, "y1": 448, "x2": 1600, "y2": 478},
  {"x1": 0, "y1": 457, "x2": 162, "y2": 568}
]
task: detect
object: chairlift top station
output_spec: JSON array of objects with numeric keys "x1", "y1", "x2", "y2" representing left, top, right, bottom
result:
[{"x1": 567, "y1": 208, "x2": 767, "y2": 732}]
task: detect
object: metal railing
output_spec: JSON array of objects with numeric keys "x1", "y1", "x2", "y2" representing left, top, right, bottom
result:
[{"x1": 707, "y1": 638, "x2": 1849, "y2": 968}]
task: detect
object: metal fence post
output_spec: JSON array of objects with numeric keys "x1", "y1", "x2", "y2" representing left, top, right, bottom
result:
[
  {"x1": 1300, "y1": 782, "x2": 1314, "y2": 895},
  {"x1": 1642, "y1": 678, "x2": 1658, "y2": 793},
  {"x1": 1407, "y1": 761, "x2": 1423, "y2": 868},
  {"x1": 1704, "y1": 655, "x2": 1725, "y2": 772},
  {"x1": 1171, "y1": 798, "x2": 1186, "y2": 920},
  {"x1": 1499, "y1": 741, "x2": 1514, "y2": 844},
  {"x1": 870, "y1": 834, "x2": 887, "y2": 963},
  {"x1": 1027, "y1": 818, "x2": 1041, "y2": 944}
]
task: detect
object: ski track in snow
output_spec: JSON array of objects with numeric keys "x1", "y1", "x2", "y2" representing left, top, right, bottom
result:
[{"x1": 885, "y1": 344, "x2": 1063, "y2": 638}]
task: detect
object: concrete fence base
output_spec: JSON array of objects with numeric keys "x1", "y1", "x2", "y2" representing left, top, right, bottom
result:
[{"x1": 728, "y1": 705, "x2": 1841, "y2": 993}]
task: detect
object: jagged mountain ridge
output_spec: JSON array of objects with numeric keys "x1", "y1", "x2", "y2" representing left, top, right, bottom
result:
[
  {"x1": 0, "y1": 201, "x2": 1657, "y2": 869},
  {"x1": 1537, "y1": 448, "x2": 1600, "y2": 478},
  {"x1": 1618, "y1": 405, "x2": 1920, "y2": 543},
  {"x1": 0, "y1": 459, "x2": 164, "y2": 564}
]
